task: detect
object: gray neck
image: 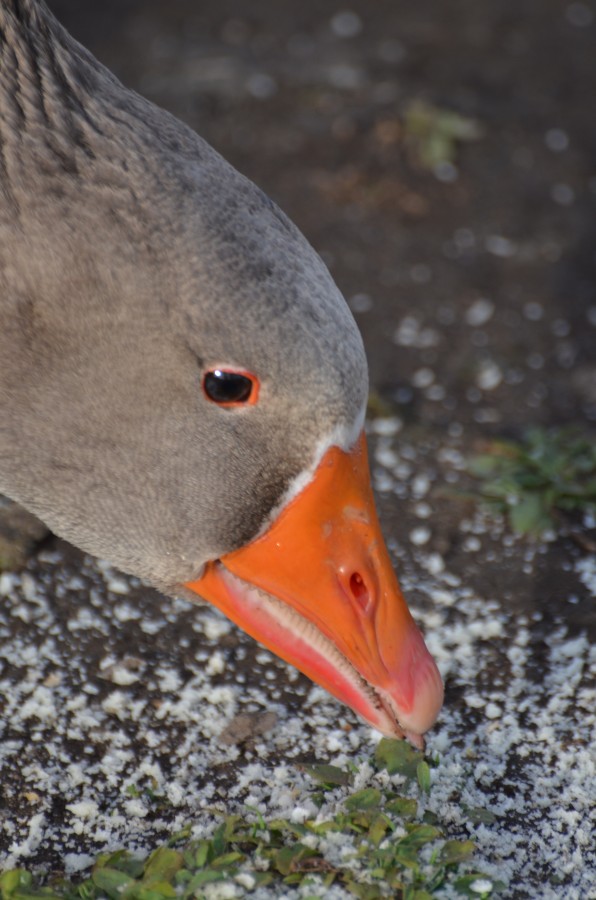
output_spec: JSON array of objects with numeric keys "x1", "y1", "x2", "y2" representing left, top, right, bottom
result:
[
  {"x1": 1, "y1": 1, "x2": 104, "y2": 195},
  {"x1": 0, "y1": 0, "x2": 201, "y2": 219}
]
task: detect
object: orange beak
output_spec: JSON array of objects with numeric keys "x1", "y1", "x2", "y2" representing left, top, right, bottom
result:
[{"x1": 185, "y1": 432, "x2": 443, "y2": 746}]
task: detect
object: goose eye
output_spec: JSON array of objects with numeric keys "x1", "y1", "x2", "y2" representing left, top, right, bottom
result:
[{"x1": 202, "y1": 368, "x2": 259, "y2": 407}]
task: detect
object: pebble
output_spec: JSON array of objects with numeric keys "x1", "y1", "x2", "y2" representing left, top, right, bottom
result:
[
  {"x1": 349, "y1": 292, "x2": 373, "y2": 313},
  {"x1": 477, "y1": 361, "x2": 503, "y2": 391},
  {"x1": 463, "y1": 536, "x2": 481, "y2": 553},
  {"x1": 375, "y1": 447, "x2": 399, "y2": 468},
  {"x1": 485, "y1": 235, "x2": 516, "y2": 257},
  {"x1": 544, "y1": 128, "x2": 569, "y2": 152},
  {"x1": 423, "y1": 553, "x2": 445, "y2": 575},
  {"x1": 527, "y1": 353, "x2": 545, "y2": 370},
  {"x1": 411, "y1": 368, "x2": 435, "y2": 389},
  {"x1": 330, "y1": 10, "x2": 363, "y2": 38},
  {"x1": 246, "y1": 73, "x2": 277, "y2": 99},
  {"x1": 411, "y1": 474, "x2": 431, "y2": 498},
  {"x1": 523, "y1": 301, "x2": 544, "y2": 321},
  {"x1": 551, "y1": 183, "x2": 575, "y2": 206},
  {"x1": 434, "y1": 161, "x2": 458, "y2": 182},
  {"x1": 465, "y1": 695, "x2": 486, "y2": 709},
  {"x1": 465, "y1": 298, "x2": 494, "y2": 327},
  {"x1": 566, "y1": 2, "x2": 594, "y2": 27},
  {"x1": 409, "y1": 526, "x2": 431, "y2": 546},
  {"x1": 371, "y1": 417, "x2": 402, "y2": 437}
]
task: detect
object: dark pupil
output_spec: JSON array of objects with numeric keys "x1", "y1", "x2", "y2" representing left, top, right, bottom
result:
[{"x1": 204, "y1": 370, "x2": 253, "y2": 404}]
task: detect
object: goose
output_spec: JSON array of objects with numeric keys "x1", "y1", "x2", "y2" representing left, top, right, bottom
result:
[{"x1": 0, "y1": 0, "x2": 443, "y2": 746}]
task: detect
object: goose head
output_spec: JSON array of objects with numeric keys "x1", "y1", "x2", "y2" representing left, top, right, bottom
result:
[{"x1": 0, "y1": 0, "x2": 443, "y2": 745}]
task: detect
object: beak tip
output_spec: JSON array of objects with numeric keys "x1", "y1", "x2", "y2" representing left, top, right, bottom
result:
[
  {"x1": 378, "y1": 631, "x2": 444, "y2": 743},
  {"x1": 405, "y1": 730, "x2": 425, "y2": 751},
  {"x1": 401, "y1": 654, "x2": 444, "y2": 737}
]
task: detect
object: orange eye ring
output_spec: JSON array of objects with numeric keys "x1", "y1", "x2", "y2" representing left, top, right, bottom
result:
[{"x1": 202, "y1": 367, "x2": 260, "y2": 408}]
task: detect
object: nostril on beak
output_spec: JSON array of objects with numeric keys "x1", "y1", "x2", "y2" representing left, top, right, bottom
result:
[{"x1": 349, "y1": 572, "x2": 370, "y2": 611}]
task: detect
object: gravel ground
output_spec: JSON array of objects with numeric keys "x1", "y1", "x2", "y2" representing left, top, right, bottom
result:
[
  {"x1": 0, "y1": 458, "x2": 594, "y2": 896},
  {"x1": 1, "y1": 0, "x2": 595, "y2": 897}
]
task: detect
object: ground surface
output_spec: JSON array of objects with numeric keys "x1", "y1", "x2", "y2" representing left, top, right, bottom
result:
[{"x1": 0, "y1": 1, "x2": 595, "y2": 897}]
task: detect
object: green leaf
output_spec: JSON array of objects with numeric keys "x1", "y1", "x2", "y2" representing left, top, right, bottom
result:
[
  {"x1": 93, "y1": 850, "x2": 145, "y2": 879},
  {"x1": 516, "y1": 472, "x2": 549, "y2": 490},
  {"x1": 143, "y1": 848, "x2": 183, "y2": 882},
  {"x1": 508, "y1": 492, "x2": 552, "y2": 534},
  {"x1": 344, "y1": 880, "x2": 384, "y2": 899},
  {"x1": 166, "y1": 826, "x2": 192, "y2": 847},
  {"x1": 374, "y1": 739, "x2": 423, "y2": 778},
  {"x1": 221, "y1": 815, "x2": 243, "y2": 840},
  {"x1": 468, "y1": 455, "x2": 501, "y2": 477},
  {"x1": 0, "y1": 871, "x2": 33, "y2": 895},
  {"x1": 462, "y1": 805, "x2": 497, "y2": 825},
  {"x1": 91, "y1": 869, "x2": 135, "y2": 898},
  {"x1": 345, "y1": 788, "x2": 382, "y2": 811},
  {"x1": 76, "y1": 879, "x2": 96, "y2": 900},
  {"x1": 404, "y1": 101, "x2": 483, "y2": 168},
  {"x1": 386, "y1": 797, "x2": 418, "y2": 818},
  {"x1": 210, "y1": 823, "x2": 227, "y2": 858},
  {"x1": 306, "y1": 818, "x2": 338, "y2": 835},
  {"x1": 399, "y1": 824, "x2": 441, "y2": 848},
  {"x1": 393, "y1": 846, "x2": 421, "y2": 869},
  {"x1": 440, "y1": 840, "x2": 476, "y2": 865},
  {"x1": 416, "y1": 761, "x2": 432, "y2": 793},
  {"x1": 140, "y1": 883, "x2": 177, "y2": 899},
  {"x1": 185, "y1": 869, "x2": 226, "y2": 890},
  {"x1": 454, "y1": 873, "x2": 505, "y2": 896},
  {"x1": 467, "y1": 427, "x2": 596, "y2": 536},
  {"x1": 94, "y1": 850, "x2": 130, "y2": 871},
  {"x1": 302, "y1": 763, "x2": 352, "y2": 787},
  {"x1": 1, "y1": 893, "x2": 59, "y2": 900},
  {"x1": 368, "y1": 813, "x2": 391, "y2": 845},
  {"x1": 273, "y1": 844, "x2": 315, "y2": 876},
  {"x1": 210, "y1": 852, "x2": 244, "y2": 869},
  {"x1": 244, "y1": 805, "x2": 266, "y2": 831},
  {"x1": 267, "y1": 817, "x2": 289, "y2": 832},
  {"x1": 192, "y1": 840, "x2": 211, "y2": 868}
]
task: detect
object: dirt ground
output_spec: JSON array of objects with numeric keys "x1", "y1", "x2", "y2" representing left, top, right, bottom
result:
[{"x1": 0, "y1": 0, "x2": 594, "y2": 896}]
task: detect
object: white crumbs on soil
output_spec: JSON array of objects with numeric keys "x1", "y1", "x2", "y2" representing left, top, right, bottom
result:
[
  {"x1": 376, "y1": 425, "x2": 595, "y2": 898},
  {"x1": 0, "y1": 427, "x2": 594, "y2": 898}
]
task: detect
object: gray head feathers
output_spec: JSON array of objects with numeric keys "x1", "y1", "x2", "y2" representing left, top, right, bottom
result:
[{"x1": 0, "y1": 0, "x2": 368, "y2": 590}]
